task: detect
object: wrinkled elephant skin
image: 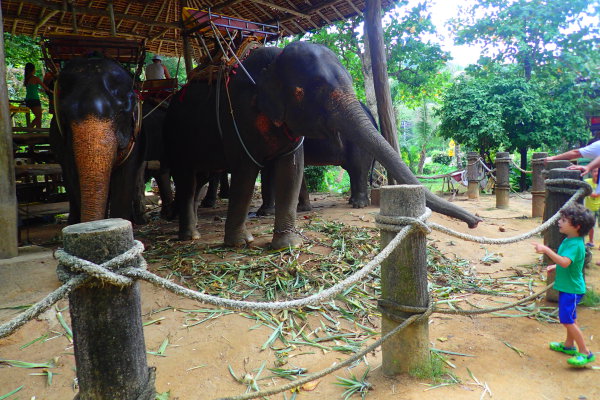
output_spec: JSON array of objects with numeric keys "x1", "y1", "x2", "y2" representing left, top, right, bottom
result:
[{"x1": 165, "y1": 42, "x2": 481, "y2": 248}]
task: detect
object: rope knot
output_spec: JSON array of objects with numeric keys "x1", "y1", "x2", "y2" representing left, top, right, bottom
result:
[
  {"x1": 55, "y1": 240, "x2": 147, "y2": 287},
  {"x1": 374, "y1": 208, "x2": 432, "y2": 234}
]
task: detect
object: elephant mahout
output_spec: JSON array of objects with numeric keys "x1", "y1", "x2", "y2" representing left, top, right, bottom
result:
[
  {"x1": 165, "y1": 41, "x2": 481, "y2": 248},
  {"x1": 50, "y1": 56, "x2": 170, "y2": 224}
]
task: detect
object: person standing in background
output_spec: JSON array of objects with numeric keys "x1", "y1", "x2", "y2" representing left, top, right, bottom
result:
[
  {"x1": 145, "y1": 55, "x2": 171, "y2": 80},
  {"x1": 23, "y1": 62, "x2": 52, "y2": 128}
]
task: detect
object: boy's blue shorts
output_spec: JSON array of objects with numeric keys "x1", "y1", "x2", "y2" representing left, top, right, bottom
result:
[{"x1": 558, "y1": 292, "x2": 584, "y2": 324}]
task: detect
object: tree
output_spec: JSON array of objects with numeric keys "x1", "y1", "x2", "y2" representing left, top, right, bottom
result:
[{"x1": 448, "y1": 0, "x2": 599, "y2": 189}]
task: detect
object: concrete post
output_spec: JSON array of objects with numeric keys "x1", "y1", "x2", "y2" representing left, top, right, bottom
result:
[
  {"x1": 467, "y1": 152, "x2": 481, "y2": 199},
  {"x1": 61, "y1": 219, "x2": 155, "y2": 399},
  {"x1": 543, "y1": 169, "x2": 582, "y2": 302},
  {"x1": 379, "y1": 185, "x2": 429, "y2": 375},
  {"x1": 495, "y1": 152, "x2": 510, "y2": 209},
  {"x1": 531, "y1": 152, "x2": 548, "y2": 218}
]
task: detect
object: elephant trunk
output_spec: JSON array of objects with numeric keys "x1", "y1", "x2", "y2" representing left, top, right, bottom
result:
[
  {"x1": 71, "y1": 117, "x2": 118, "y2": 222},
  {"x1": 329, "y1": 95, "x2": 481, "y2": 228}
]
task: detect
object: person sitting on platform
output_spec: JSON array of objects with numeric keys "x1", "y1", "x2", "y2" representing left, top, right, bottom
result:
[
  {"x1": 145, "y1": 55, "x2": 171, "y2": 80},
  {"x1": 23, "y1": 62, "x2": 53, "y2": 128}
]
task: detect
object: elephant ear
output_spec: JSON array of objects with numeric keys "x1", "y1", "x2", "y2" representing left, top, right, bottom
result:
[{"x1": 256, "y1": 64, "x2": 285, "y2": 123}]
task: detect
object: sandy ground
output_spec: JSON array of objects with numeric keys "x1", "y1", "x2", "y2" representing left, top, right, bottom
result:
[{"x1": 1, "y1": 190, "x2": 599, "y2": 400}]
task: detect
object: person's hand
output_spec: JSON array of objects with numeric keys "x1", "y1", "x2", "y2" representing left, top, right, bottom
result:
[
  {"x1": 532, "y1": 242, "x2": 548, "y2": 254},
  {"x1": 546, "y1": 265, "x2": 556, "y2": 273},
  {"x1": 543, "y1": 156, "x2": 554, "y2": 165},
  {"x1": 567, "y1": 164, "x2": 588, "y2": 176}
]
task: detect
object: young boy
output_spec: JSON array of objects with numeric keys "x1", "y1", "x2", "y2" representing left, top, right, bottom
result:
[{"x1": 532, "y1": 203, "x2": 596, "y2": 367}]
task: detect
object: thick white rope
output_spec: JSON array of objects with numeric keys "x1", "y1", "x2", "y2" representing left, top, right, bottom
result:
[{"x1": 510, "y1": 158, "x2": 532, "y2": 174}]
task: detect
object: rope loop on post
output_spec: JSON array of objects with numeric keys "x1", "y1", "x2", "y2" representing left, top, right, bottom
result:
[
  {"x1": 375, "y1": 208, "x2": 432, "y2": 233},
  {"x1": 55, "y1": 240, "x2": 146, "y2": 287}
]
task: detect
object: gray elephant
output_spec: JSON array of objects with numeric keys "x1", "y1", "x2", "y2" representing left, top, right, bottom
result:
[
  {"x1": 164, "y1": 41, "x2": 481, "y2": 248},
  {"x1": 49, "y1": 56, "x2": 170, "y2": 224},
  {"x1": 257, "y1": 101, "x2": 378, "y2": 215}
]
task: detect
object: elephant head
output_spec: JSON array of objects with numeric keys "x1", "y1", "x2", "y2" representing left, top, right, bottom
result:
[
  {"x1": 257, "y1": 41, "x2": 481, "y2": 228},
  {"x1": 51, "y1": 57, "x2": 140, "y2": 223}
]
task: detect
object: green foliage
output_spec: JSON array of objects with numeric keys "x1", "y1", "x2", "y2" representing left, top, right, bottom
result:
[
  {"x1": 3, "y1": 33, "x2": 42, "y2": 66},
  {"x1": 304, "y1": 166, "x2": 329, "y2": 192},
  {"x1": 410, "y1": 351, "x2": 456, "y2": 384},
  {"x1": 334, "y1": 367, "x2": 372, "y2": 399},
  {"x1": 580, "y1": 289, "x2": 600, "y2": 308},
  {"x1": 431, "y1": 151, "x2": 452, "y2": 165}
]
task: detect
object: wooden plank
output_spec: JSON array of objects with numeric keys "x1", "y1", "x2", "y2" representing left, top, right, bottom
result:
[
  {"x1": 18, "y1": 201, "x2": 69, "y2": 218},
  {"x1": 13, "y1": 133, "x2": 50, "y2": 145},
  {"x1": 15, "y1": 163, "x2": 62, "y2": 177}
]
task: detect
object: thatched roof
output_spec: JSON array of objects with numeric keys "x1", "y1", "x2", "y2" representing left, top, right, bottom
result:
[{"x1": 2, "y1": 0, "x2": 397, "y2": 59}]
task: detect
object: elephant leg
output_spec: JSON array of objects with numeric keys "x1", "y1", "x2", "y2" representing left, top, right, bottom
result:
[
  {"x1": 219, "y1": 172, "x2": 230, "y2": 199},
  {"x1": 108, "y1": 155, "x2": 142, "y2": 223},
  {"x1": 174, "y1": 169, "x2": 200, "y2": 240},
  {"x1": 256, "y1": 166, "x2": 275, "y2": 216},
  {"x1": 132, "y1": 161, "x2": 148, "y2": 225},
  {"x1": 194, "y1": 172, "x2": 210, "y2": 211},
  {"x1": 297, "y1": 174, "x2": 312, "y2": 212},
  {"x1": 224, "y1": 166, "x2": 260, "y2": 246},
  {"x1": 346, "y1": 163, "x2": 370, "y2": 208},
  {"x1": 272, "y1": 150, "x2": 304, "y2": 249},
  {"x1": 155, "y1": 167, "x2": 175, "y2": 220},
  {"x1": 201, "y1": 172, "x2": 220, "y2": 208}
]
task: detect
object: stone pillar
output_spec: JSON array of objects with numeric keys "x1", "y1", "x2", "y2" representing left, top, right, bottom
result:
[
  {"x1": 495, "y1": 152, "x2": 510, "y2": 209},
  {"x1": 467, "y1": 152, "x2": 481, "y2": 199},
  {"x1": 543, "y1": 169, "x2": 582, "y2": 302},
  {"x1": 378, "y1": 185, "x2": 429, "y2": 375},
  {"x1": 61, "y1": 219, "x2": 154, "y2": 399},
  {"x1": 531, "y1": 152, "x2": 548, "y2": 218}
]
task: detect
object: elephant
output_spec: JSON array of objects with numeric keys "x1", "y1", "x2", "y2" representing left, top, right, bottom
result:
[
  {"x1": 50, "y1": 56, "x2": 171, "y2": 224},
  {"x1": 164, "y1": 41, "x2": 481, "y2": 248},
  {"x1": 257, "y1": 101, "x2": 378, "y2": 216}
]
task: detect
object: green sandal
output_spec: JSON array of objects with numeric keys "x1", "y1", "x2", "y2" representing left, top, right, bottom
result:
[
  {"x1": 549, "y1": 342, "x2": 578, "y2": 355},
  {"x1": 567, "y1": 352, "x2": 596, "y2": 367}
]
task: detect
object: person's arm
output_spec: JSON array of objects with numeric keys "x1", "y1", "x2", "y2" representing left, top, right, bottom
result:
[
  {"x1": 531, "y1": 242, "x2": 572, "y2": 268},
  {"x1": 163, "y1": 65, "x2": 171, "y2": 79},
  {"x1": 577, "y1": 156, "x2": 600, "y2": 177},
  {"x1": 32, "y1": 76, "x2": 53, "y2": 93},
  {"x1": 545, "y1": 149, "x2": 582, "y2": 163}
]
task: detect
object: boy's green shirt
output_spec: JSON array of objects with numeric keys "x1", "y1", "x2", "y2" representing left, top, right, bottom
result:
[{"x1": 555, "y1": 236, "x2": 586, "y2": 294}]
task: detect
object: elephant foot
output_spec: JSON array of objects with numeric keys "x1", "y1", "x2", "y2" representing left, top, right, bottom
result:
[
  {"x1": 179, "y1": 228, "x2": 201, "y2": 241},
  {"x1": 224, "y1": 230, "x2": 254, "y2": 247},
  {"x1": 161, "y1": 202, "x2": 177, "y2": 221},
  {"x1": 297, "y1": 202, "x2": 312, "y2": 212},
  {"x1": 132, "y1": 213, "x2": 149, "y2": 225},
  {"x1": 271, "y1": 231, "x2": 303, "y2": 250},
  {"x1": 349, "y1": 195, "x2": 370, "y2": 208},
  {"x1": 200, "y1": 198, "x2": 216, "y2": 208},
  {"x1": 256, "y1": 206, "x2": 275, "y2": 216}
]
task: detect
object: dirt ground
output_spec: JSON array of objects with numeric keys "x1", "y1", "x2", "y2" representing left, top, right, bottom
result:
[{"x1": 1, "y1": 190, "x2": 599, "y2": 400}]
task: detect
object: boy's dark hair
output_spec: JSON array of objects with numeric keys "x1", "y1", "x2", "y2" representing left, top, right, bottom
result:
[{"x1": 560, "y1": 203, "x2": 596, "y2": 237}]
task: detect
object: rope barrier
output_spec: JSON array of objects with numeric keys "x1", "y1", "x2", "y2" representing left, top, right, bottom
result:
[
  {"x1": 510, "y1": 159, "x2": 532, "y2": 174},
  {"x1": 0, "y1": 177, "x2": 591, "y2": 399}
]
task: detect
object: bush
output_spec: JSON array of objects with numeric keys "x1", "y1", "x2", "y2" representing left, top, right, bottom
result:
[
  {"x1": 304, "y1": 166, "x2": 329, "y2": 192},
  {"x1": 431, "y1": 151, "x2": 452, "y2": 165}
]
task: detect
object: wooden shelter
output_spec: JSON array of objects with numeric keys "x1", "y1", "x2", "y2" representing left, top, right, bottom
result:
[
  {"x1": 0, "y1": 0, "x2": 399, "y2": 258},
  {"x1": 2, "y1": 0, "x2": 396, "y2": 59}
]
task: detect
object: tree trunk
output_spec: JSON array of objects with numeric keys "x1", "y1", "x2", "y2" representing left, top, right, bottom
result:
[
  {"x1": 360, "y1": 28, "x2": 378, "y2": 118},
  {"x1": 417, "y1": 144, "x2": 426, "y2": 174}
]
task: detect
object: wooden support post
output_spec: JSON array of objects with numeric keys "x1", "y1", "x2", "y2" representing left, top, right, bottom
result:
[
  {"x1": 467, "y1": 151, "x2": 481, "y2": 200},
  {"x1": 62, "y1": 219, "x2": 154, "y2": 399},
  {"x1": 365, "y1": 0, "x2": 399, "y2": 185},
  {"x1": 379, "y1": 185, "x2": 429, "y2": 375},
  {"x1": 0, "y1": 6, "x2": 18, "y2": 259},
  {"x1": 181, "y1": 0, "x2": 194, "y2": 77},
  {"x1": 543, "y1": 169, "x2": 582, "y2": 302},
  {"x1": 495, "y1": 152, "x2": 510, "y2": 209},
  {"x1": 531, "y1": 152, "x2": 548, "y2": 218},
  {"x1": 107, "y1": 1, "x2": 116, "y2": 36}
]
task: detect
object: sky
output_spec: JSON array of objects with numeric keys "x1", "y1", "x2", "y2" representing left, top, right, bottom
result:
[{"x1": 401, "y1": 0, "x2": 483, "y2": 66}]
